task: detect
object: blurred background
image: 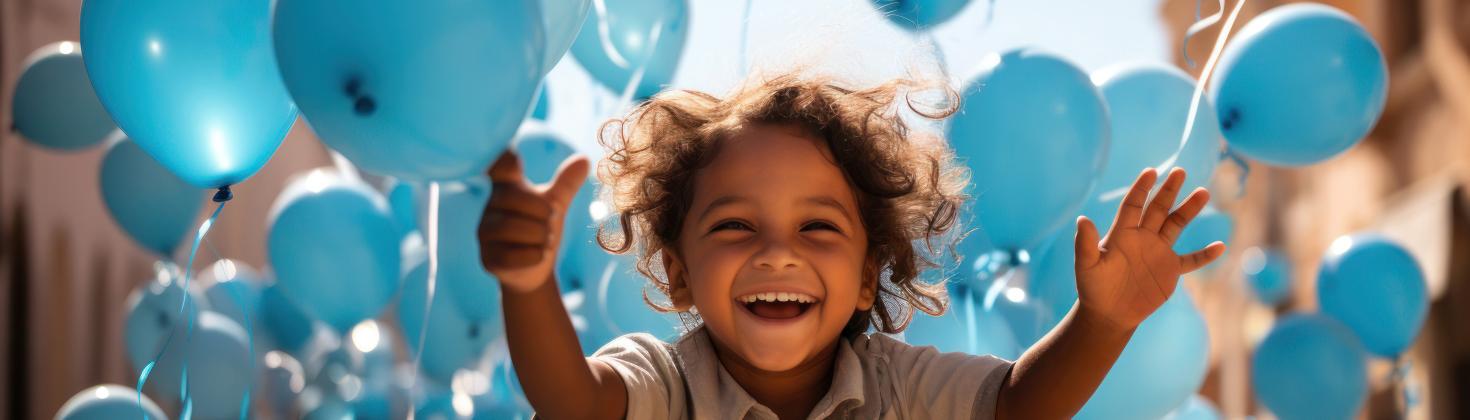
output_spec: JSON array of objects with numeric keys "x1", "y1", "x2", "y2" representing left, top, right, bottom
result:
[{"x1": 2, "y1": 0, "x2": 1466, "y2": 419}]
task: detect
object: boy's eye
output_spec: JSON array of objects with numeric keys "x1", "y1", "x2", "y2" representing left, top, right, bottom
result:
[
  {"x1": 711, "y1": 220, "x2": 753, "y2": 232},
  {"x1": 801, "y1": 221, "x2": 840, "y2": 233}
]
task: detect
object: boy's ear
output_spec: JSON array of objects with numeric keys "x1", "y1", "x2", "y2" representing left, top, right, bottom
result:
[
  {"x1": 857, "y1": 258, "x2": 878, "y2": 311},
  {"x1": 662, "y1": 249, "x2": 695, "y2": 311}
]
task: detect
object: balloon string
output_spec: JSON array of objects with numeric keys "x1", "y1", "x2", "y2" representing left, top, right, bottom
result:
[
  {"x1": 1223, "y1": 148, "x2": 1250, "y2": 198},
  {"x1": 137, "y1": 186, "x2": 232, "y2": 420},
  {"x1": 597, "y1": 259, "x2": 620, "y2": 335},
  {"x1": 409, "y1": 182, "x2": 441, "y2": 409},
  {"x1": 221, "y1": 271, "x2": 255, "y2": 420},
  {"x1": 1181, "y1": 0, "x2": 1226, "y2": 68},
  {"x1": 1098, "y1": 0, "x2": 1245, "y2": 203}
]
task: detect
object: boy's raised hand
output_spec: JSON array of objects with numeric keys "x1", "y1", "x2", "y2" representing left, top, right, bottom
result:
[
  {"x1": 1072, "y1": 167, "x2": 1226, "y2": 332},
  {"x1": 479, "y1": 151, "x2": 590, "y2": 293}
]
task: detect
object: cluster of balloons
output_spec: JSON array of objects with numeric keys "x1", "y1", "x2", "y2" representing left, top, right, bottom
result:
[
  {"x1": 35, "y1": 0, "x2": 1398, "y2": 418},
  {"x1": 1250, "y1": 234, "x2": 1428, "y2": 419}
]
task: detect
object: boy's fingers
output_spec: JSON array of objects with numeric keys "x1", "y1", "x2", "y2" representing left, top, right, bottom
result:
[
  {"x1": 1179, "y1": 241, "x2": 1227, "y2": 273},
  {"x1": 1074, "y1": 216, "x2": 1102, "y2": 269},
  {"x1": 483, "y1": 185, "x2": 553, "y2": 221},
  {"x1": 543, "y1": 155, "x2": 591, "y2": 208},
  {"x1": 478, "y1": 211, "x2": 551, "y2": 246},
  {"x1": 1114, "y1": 168, "x2": 1158, "y2": 231},
  {"x1": 1140, "y1": 168, "x2": 1186, "y2": 231},
  {"x1": 481, "y1": 244, "x2": 546, "y2": 269},
  {"x1": 488, "y1": 150, "x2": 527, "y2": 185},
  {"x1": 1160, "y1": 188, "x2": 1210, "y2": 243}
]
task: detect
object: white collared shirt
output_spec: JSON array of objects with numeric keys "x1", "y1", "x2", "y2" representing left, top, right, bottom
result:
[{"x1": 590, "y1": 326, "x2": 1012, "y2": 419}]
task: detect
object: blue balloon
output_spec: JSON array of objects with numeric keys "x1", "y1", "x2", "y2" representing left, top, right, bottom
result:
[
  {"x1": 1252, "y1": 314, "x2": 1368, "y2": 420},
  {"x1": 398, "y1": 261, "x2": 500, "y2": 385},
  {"x1": 1317, "y1": 234, "x2": 1428, "y2": 358},
  {"x1": 946, "y1": 49, "x2": 1109, "y2": 252},
  {"x1": 123, "y1": 263, "x2": 205, "y2": 399},
  {"x1": 273, "y1": 0, "x2": 544, "y2": 182},
  {"x1": 1027, "y1": 229, "x2": 1078, "y2": 328},
  {"x1": 539, "y1": 0, "x2": 593, "y2": 73},
  {"x1": 1164, "y1": 395, "x2": 1222, "y2": 420},
  {"x1": 1243, "y1": 247, "x2": 1292, "y2": 306},
  {"x1": 982, "y1": 280, "x2": 1051, "y2": 350},
  {"x1": 590, "y1": 257, "x2": 681, "y2": 340},
  {"x1": 56, "y1": 384, "x2": 168, "y2": 420},
  {"x1": 904, "y1": 286, "x2": 1021, "y2": 360},
  {"x1": 1209, "y1": 3, "x2": 1387, "y2": 166},
  {"x1": 184, "y1": 311, "x2": 255, "y2": 419},
  {"x1": 1172, "y1": 204, "x2": 1232, "y2": 271},
  {"x1": 386, "y1": 179, "x2": 419, "y2": 235},
  {"x1": 557, "y1": 180, "x2": 605, "y2": 293},
  {"x1": 514, "y1": 125, "x2": 580, "y2": 185},
  {"x1": 870, "y1": 0, "x2": 971, "y2": 30},
  {"x1": 407, "y1": 176, "x2": 505, "y2": 321},
  {"x1": 1075, "y1": 286, "x2": 1208, "y2": 420},
  {"x1": 202, "y1": 259, "x2": 265, "y2": 332},
  {"x1": 81, "y1": 0, "x2": 298, "y2": 187},
  {"x1": 11, "y1": 42, "x2": 114, "y2": 151},
  {"x1": 99, "y1": 138, "x2": 205, "y2": 257},
  {"x1": 512, "y1": 126, "x2": 603, "y2": 290},
  {"x1": 1091, "y1": 64, "x2": 1222, "y2": 206},
  {"x1": 260, "y1": 283, "x2": 317, "y2": 355},
  {"x1": 531, "y1": 83, "x2": 551, "y2": 121},
  {"x1": 268, "y1": 170, "x2": 402, "y2": 334},
  {"x1": 570, "y1": 0, "x2": 689, "y2": 99}
]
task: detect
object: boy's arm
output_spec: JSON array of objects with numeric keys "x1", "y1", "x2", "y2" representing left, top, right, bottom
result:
[
  {"x1": 995, "y1": 168, "x2": 1225, "y2": 419},
  {"x1": 994, "y1": 304, "x2": 1133, "y2": 419},
  {"x1": 480, "y1": 152, "x2": 627, "y2": 419}
]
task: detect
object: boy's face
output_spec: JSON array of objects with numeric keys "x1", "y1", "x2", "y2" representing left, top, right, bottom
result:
[{"x1": 669, "y1": 124, "x2": 874, "y2": 373}]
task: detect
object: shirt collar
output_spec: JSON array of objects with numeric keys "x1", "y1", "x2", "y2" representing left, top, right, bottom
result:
[{"x1": 674, "y1": 326, "x2": 867, "y2": 419}]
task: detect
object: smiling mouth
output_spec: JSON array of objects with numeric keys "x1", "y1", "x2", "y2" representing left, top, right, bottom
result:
[{"x1": 737, "y1": 292, "x2": 818, "y2": 320}]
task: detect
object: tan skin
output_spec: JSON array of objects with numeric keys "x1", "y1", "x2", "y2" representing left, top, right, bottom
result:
[{"x1": 481, "y1": 124, "x2": 1225, "y2": 420}]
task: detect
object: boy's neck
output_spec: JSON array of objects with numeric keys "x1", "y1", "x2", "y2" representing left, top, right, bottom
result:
[{"x1": 709, "y1": 337, "x2": 840, "y2": 420}]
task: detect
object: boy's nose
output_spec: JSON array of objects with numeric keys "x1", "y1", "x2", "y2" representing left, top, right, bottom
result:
[{"x1": 751, "y1": 237, "x2": 802, "y2": 271}]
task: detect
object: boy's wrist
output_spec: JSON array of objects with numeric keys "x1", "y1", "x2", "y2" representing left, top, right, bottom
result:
[{"x1": 1073, "y1": 303, "x2": 1137, "y2": 342}]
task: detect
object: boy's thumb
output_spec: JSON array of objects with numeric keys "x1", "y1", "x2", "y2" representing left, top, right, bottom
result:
[{"x1": 544, "y1": 155, "x2": 591, "y2": 207}]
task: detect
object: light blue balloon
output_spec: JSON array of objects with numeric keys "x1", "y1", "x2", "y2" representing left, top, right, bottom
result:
[
  {"x1": 1027, "y1": 229, "x2": 1078, "y2": 329},
  {"x1": 530, "y1": 84, "x2": 551, "y2": 121},
  {"x1": 514, "y1": 126, "x2": 579, "y2": 185},
  {"x1": 184, "y1": 311, "x2": 255, "y2": 419},
  {"x1": 512, "y1": 126, "x2": 602, "y2": 291},
  {"x1": 1252, "y1": 314, "x2": 1368, "y2": 420},
  {"x1": 80, "y1": 0, "x2": 297, "y2": 187},
  {"x1": 260, "y1": 283, "x2": 317, "y2": 355},
  {"x1": 557, "y1": 180, "x2": 604, "y2": 293},
  {"x1": 870, "y1": 0, "x2": 971, "y2": 30},
  {"x1": 1163, "y1": 395, "x2": 1222, "y2": 420},
  {"x1": 268, "y1": 171, "x2": 402, "y2": 334},
  {"x1": 1243, "y1": 248, "x2": 1291, "y2": 306},
  {"x1": 947, "y1": 49, "x2": 1109, "y2": 252},
  {"x1": 403, "y1": 176, "x2": 507, "y2": 322},
  {"x1": 1209, "y1": 3, "x2": 1386, "y2": 166},
  {"x1": 203, "y1": 259, "x2": 265, "y2": 332},
  {"x1": 590, "y1": 258, "x2": 681, "y2": 340},
  {"x1": 1172, "y1": 204, "x2": 1232, "y2": 271},
  {"x1": 982, "y1": 280, "x2": 1050, "y2": 350},
  {"x1": 56, "y1": 384, "x2": 168, "y2": 420},
  {"x1": 11, "y1": 42, "x2": 114, "y2": 151},
  {"x1": 99, "y1": 138, "x2": 205, "y2": 257},
  {"x1": 273, "y1": 0, "x2": 544, "y2": 182},
  {"x1": 539, "y1": 0, "x2": 592, "y2": 73},
  {"x1": 1317, "y1": 234, "x2": 1427, "y2": 358},
  {"x1": 386, "y1": 179, "x2": 419, "y2": 235},
  {"x1": 399, "y1": 261, "x2": 500, "y2": 385},
  {"x1": 904, "y1": 286, "x2": 1021, "y2": 360},
  {"x1": 1092, "y1": 64, "x2": 1222, "y2": 205},
  {"x1": 1075, "y1": 286, "x2": 1208, "y2": 420},
  {"x1": 570, "y1": 0, "x2": 689, "y2": 99},
  {"x1": 123, "y1": 264, "x2": 205, "y2": 399}
]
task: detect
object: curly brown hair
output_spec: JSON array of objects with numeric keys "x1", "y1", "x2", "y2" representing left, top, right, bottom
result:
[{"x1": 594, "y1": 72, "x2": 970, "y2": 338}]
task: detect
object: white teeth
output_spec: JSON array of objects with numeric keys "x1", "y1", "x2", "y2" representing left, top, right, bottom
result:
[{"x1": 739, "y1": 292, "x2": 816, "y2": 304}]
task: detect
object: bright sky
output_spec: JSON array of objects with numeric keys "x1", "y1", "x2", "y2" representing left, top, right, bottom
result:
[{"x1": 540, "y1": 0, "x2": 1173, "y2": 155}]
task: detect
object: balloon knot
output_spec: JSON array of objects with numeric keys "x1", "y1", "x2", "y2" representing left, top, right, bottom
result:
[
  {"x1": 212, "y1": 186, "x2": 234, "y2": 203},
  {"x1": 354, "y1": 96, "x2": 376, "y2": 116}
]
